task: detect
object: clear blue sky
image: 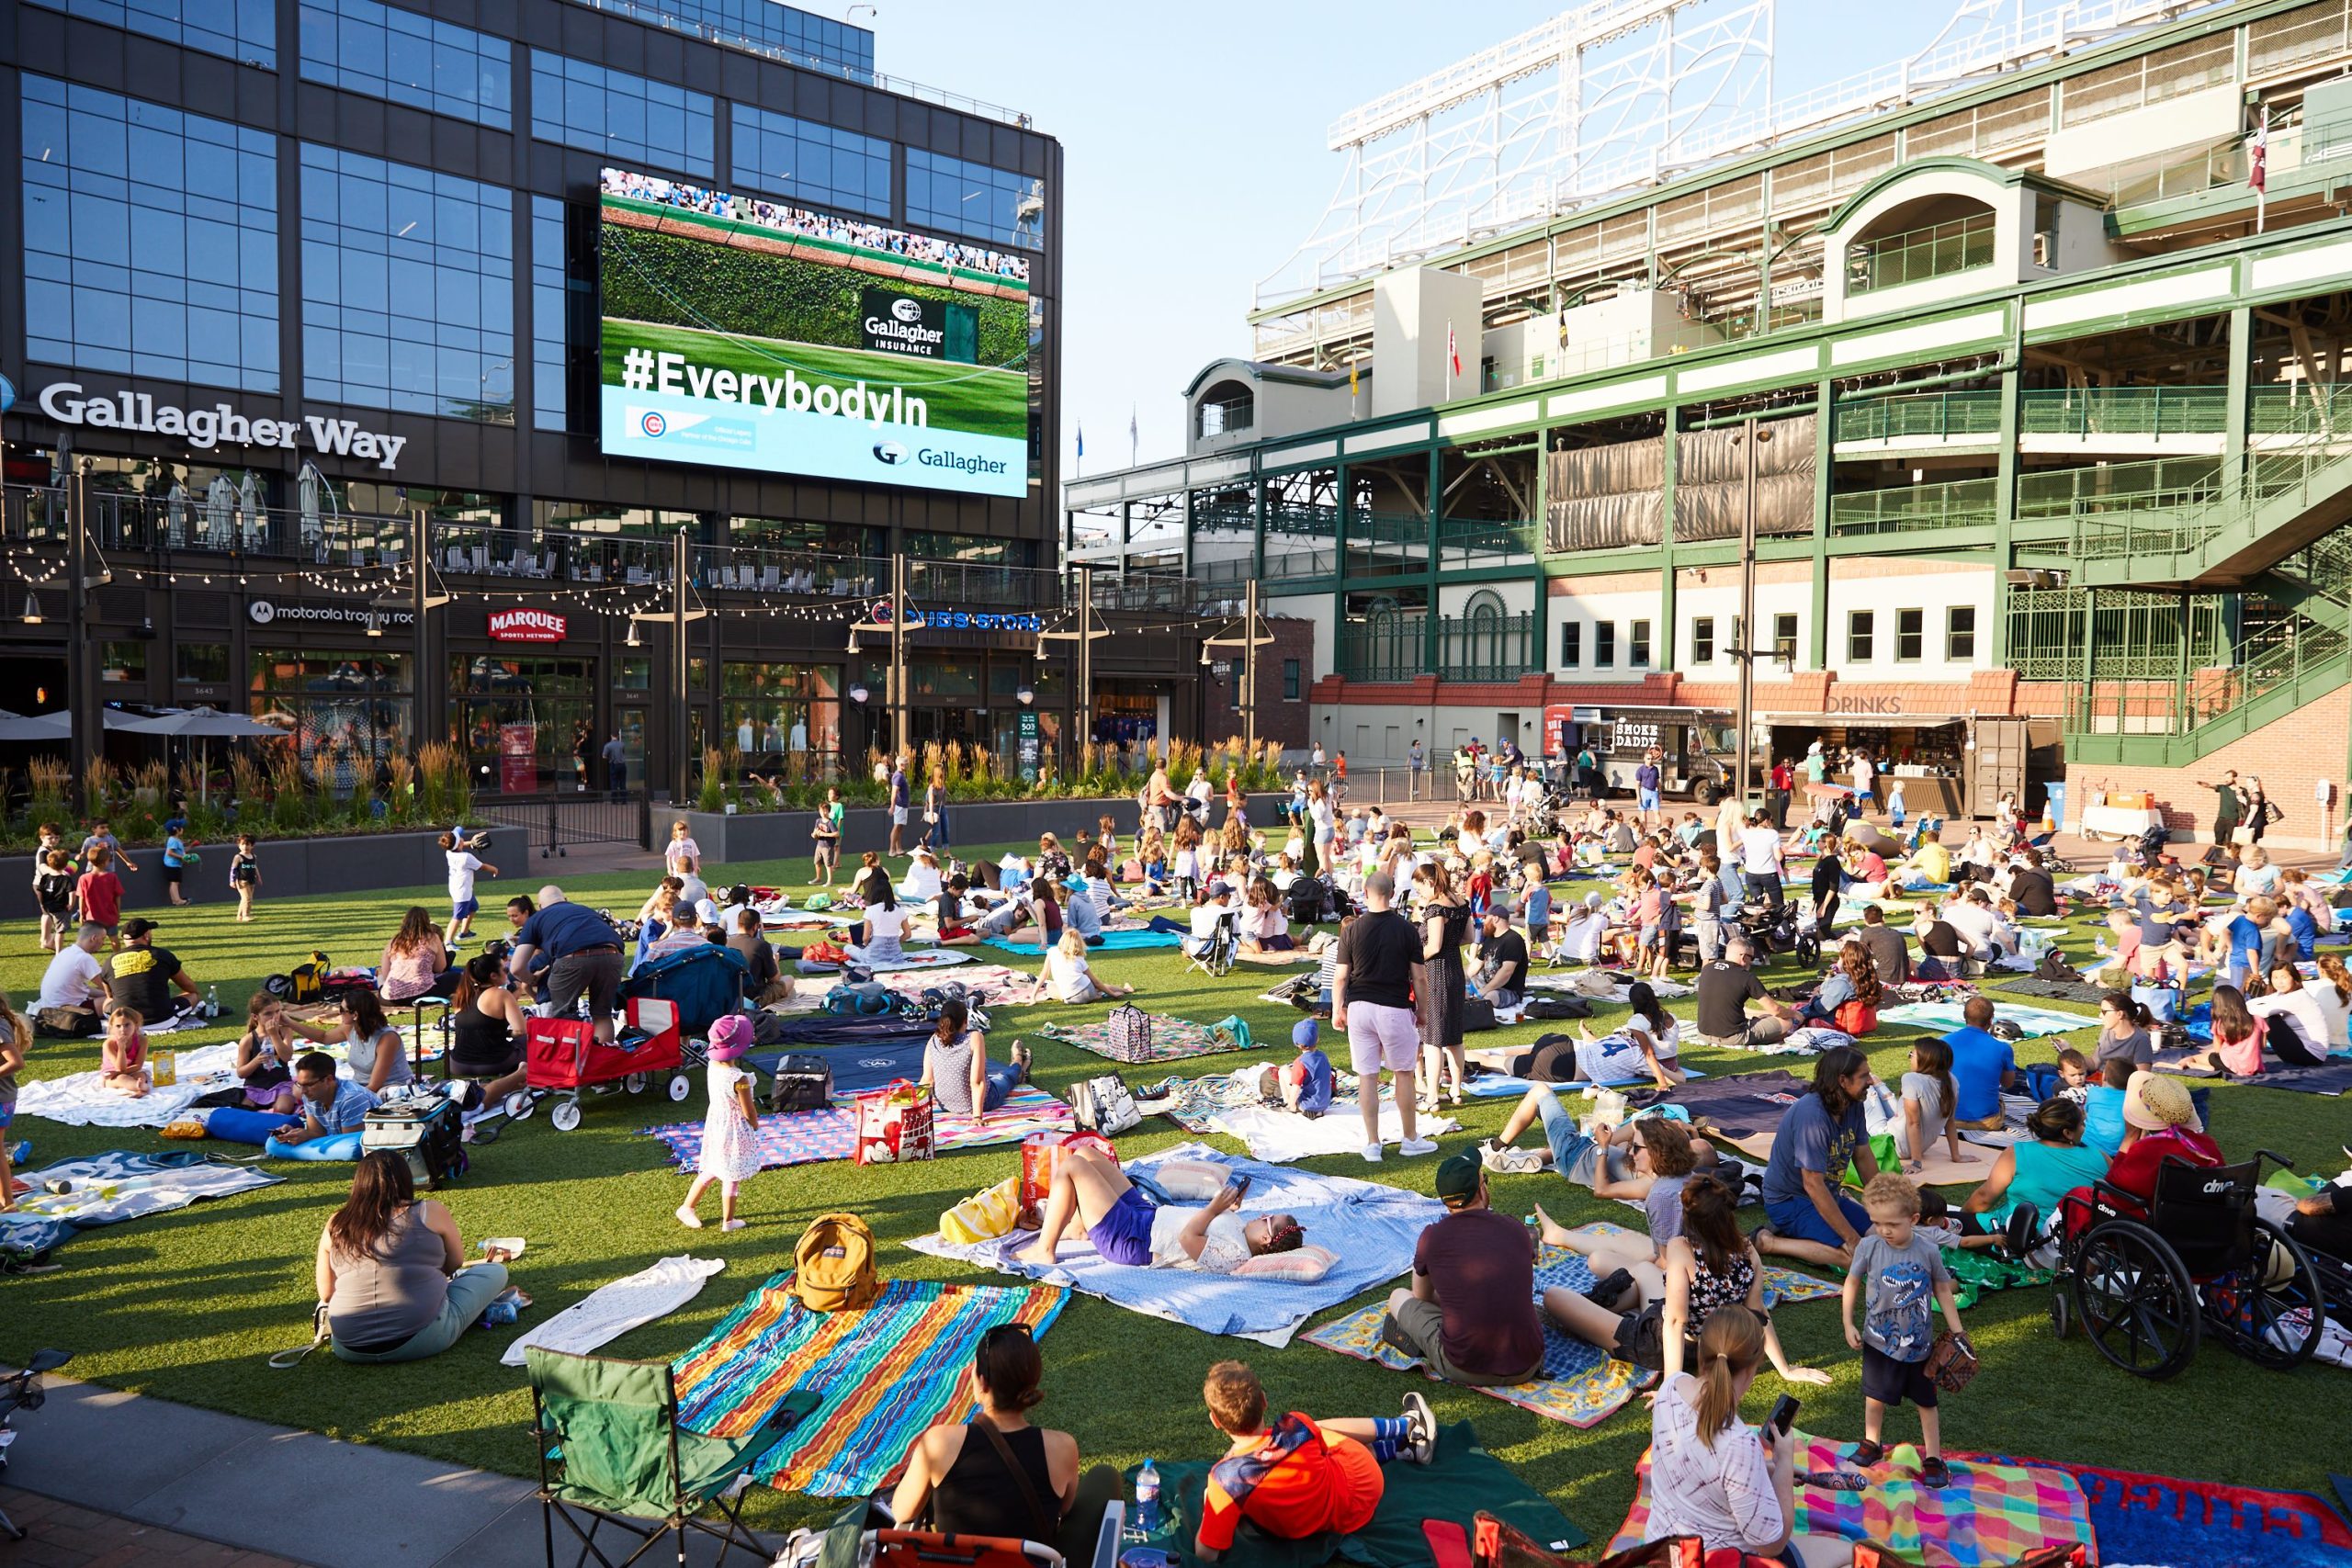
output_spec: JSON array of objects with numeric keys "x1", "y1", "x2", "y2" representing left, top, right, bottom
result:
[{"x1": 866, "y1": 1, "x2": 2073, "y2": 476}]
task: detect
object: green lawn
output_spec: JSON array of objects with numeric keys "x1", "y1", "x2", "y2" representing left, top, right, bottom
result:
[
  {"x1": 600, "y1": 320, "x2": 1030, "y2": 442},
  {"x1": 3, "y1": 845, "x2": 2345, "y2": 1539}
]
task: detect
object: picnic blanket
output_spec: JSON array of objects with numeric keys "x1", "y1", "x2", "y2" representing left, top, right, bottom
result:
[
  {"x1": 1205, "y1": 1098, "x2": 1460, "y2": 1162},
  {"x1": 1464, "y1": 1045, "x2": 1709, "y2": 1090},
  {"x1": 1969, "y1": 1453, "x2": 2352, "y2": 1568},
  {"x1": 2153, "y1": 1049, "x2": 2352, "y2": 1096},
  {"x1": 767, "y1": 964, "x2": 1051, "y2": 1015},
  {"x1": 1524, "y1": 973, "x2": 1696, "y2": 1002},
  {"x1": 1134, "y1": 1419, "x2": 1587, "y2": 1568},
  {"x1": 500, "y1": 1255, "x2": 726, "y2": 1368},
  {"x1": 640, "y1": 1084, "x2": 1073, "y2": 1169},
  {"x1": 7, "y1": 1037, "x2": 392, "y2": 1129},
  {"x1": 1625, "y1": 1070, "x2": 1809, "y2": 1142},
  {"x1": 1609, "y1": 1439, "x2": 2095, "y2": 1567},
  {"x1": 1046, "y1": 1013, "x2": 1242, "y2": 1065},
  {"x1": 673, "y1": 1275, "x2": 1064, "y2": 1496},
  {"x1": 1995, "y1": 976, "x2": 2112, "y2": 1006},
  {"x1": 985, "y1": 928, "x2": 1183, "y2": 957},
  {"x1": 906, "y1": 1142, "x2": 1442, "y2": 1346},
  {"x1": 0, "y1": 1150, "x2": 280, "y2": 1263},
  {"x1": 853, "y1": 946, "x2": 975, "y2": 973},
  {"x1": 1875, "y1": 1000, "x2": 2096, "y2": 1037},
  {"x1": 1306, "y1": 1236, "x2": 1832, "y2": 1431}
]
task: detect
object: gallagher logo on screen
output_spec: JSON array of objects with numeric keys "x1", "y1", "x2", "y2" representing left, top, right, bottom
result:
[{"x1": 873, "y1": 441, "x2": 909, "y2": 465}]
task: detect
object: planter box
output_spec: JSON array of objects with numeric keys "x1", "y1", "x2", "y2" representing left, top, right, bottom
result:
[
  {"x1": 0, "y1": 825, "x2": 528, "y2": 923},
  {"x1": 675, "y1": 794, "x2": 1293, "y2": 869}
]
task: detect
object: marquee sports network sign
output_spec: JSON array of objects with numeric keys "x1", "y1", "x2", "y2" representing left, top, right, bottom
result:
[{"x1": 487, "y1": 608, "x2": 569, "y2": 643}]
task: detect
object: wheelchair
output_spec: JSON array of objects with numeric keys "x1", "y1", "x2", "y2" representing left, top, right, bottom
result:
[{"x1": 2046, "y1": 1150, "x2": 2326, "y2": 1379}]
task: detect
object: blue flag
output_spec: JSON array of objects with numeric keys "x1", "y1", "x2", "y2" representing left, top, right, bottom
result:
[{"x1": 1076, "y1": 422, "x2": 1085, "y2": 458}]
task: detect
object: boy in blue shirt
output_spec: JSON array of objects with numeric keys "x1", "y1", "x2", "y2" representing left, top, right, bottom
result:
[{"x1": 1281, "y1": 1019, "x2": 1335, "y2": 1118}]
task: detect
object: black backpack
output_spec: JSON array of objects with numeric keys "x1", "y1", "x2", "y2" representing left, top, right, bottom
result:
[
  {"x1": 2034, "y1": 948, "x2": 2085, "y2": 983},
  {"x1": 769, "y1": 1053, "x2": 833, "y2": 1112},
  {"x1": 1287, "y1": 876, "x2": 1328, "y2": 926}
]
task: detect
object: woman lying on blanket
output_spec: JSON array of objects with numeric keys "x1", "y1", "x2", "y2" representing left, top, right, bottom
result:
[
  {"x1": 1191, "y1": 1359, "x2": 1437, "y2": 1563},
  {"x1": 1541, "y1": 1173, "x2": 1831, "y2": 1391},
  {"x1": 1500, "y1": 981, "x2": 1684, "y2": 1091},
  {"x1": 888, "y1": 1323, "x2": 1124, "y2": 1560},
  {"x1": 1013, "y1": 1145, "x2": 1302, "y2": 1272},
  {"x1": 1643, "y1": 1304, "x2": 1855, "y2": 1568},
  {"x1": 318, "y1": 1150, "x2": 521, "y2": 1364},
  {"x1": 921, "y1": 998, "x2": 1030, "y2": 1118}
]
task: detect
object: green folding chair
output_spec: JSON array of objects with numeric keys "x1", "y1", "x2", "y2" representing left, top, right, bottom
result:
[{"x1": 526, "y1": 1346, "x2": 820, "y2": 1568}]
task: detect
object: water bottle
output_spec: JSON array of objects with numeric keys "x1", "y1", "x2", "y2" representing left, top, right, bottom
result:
[
  {"x1": 206, "y1": 985, "x2": 219, "y2": 1018},
  {"x1": 1134, "y1": 1459, "x2": 1160, "y2": 1537}
]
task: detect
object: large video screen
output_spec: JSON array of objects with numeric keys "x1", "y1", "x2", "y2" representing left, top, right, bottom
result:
[{"x1": 597, "y1": 169, "x2": 1034, "y2": 498}]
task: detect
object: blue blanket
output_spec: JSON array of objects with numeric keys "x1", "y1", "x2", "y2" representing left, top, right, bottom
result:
[
  {"x1": 906, "y1": 1141, "x2": 1443, "y2": 1345},
  {"x1": 0, "y1": 1150, "x2": 281, "y2": 1263},
  {"x1": 985, "y1": 928, "x2": 1184, "y2": 957},
  {"x1": 748, "y1": 1036, "x2": 931, "y2": 1096}
]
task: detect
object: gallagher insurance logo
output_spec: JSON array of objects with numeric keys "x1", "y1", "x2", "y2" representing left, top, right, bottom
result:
[
  {"x1": 889, "y1": 299, "x2": 923, "y2": 324},
  {"x1": 873, "y1": 441, "x2": 909, "y2": 465}
]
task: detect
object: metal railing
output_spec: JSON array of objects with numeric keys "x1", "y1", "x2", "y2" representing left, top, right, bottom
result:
[
  {"x1": 688, "y1": 542, "x2": 883, "y2": 599},
  {"x1": 4, "y1": 485, "x2": 413, "y2": 564},
  {"x1": 1828, "y1": 476, "x2": 1997, "y2": 535},
  {"x1": 1834, "y1": 390, "x2": 2005, "y2": 445},
  {"x1": 1338, "y1": 612, "x2": 1536, "y2": 682},
  {"x1": 1437, "y1": 516, "x2": 1538, "y2": 558},
  {"x1": 1848, "y1": 213, "x2": 1996, "y2": 295},
  {"x1": 430, "y1": 523, "x2": 677, "y2": 587}
]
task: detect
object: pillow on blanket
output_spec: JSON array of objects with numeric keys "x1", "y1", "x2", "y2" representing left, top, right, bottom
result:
[
  {"x1": 1233, "y1": 1243, "x2": 1337, "y2": 1281},
  {"x1": 264, "y1": 1129, "x2": 364, "y2": 1161}
]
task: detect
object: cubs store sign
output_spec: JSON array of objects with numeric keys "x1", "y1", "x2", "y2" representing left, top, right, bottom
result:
[{"x1": 488, "y1": 608, "x2": 568, "y2": 644}]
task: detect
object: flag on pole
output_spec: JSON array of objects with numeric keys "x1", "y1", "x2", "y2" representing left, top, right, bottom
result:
[
  {"x1": 1447, "y1": 321, "x2": 1461, "y2": 378},
  {"x1": 1557, "y1": 308, "x2": 1569, "y2": 350},
  {"x1": 1348, "y1": 357, "x2": 1359, "y2": 399},
  {"x1": 2250, "y1": 108, "x2": 2270, "y2": 232},
  {"x1": 1129, "y1": 406, "x2": 1138, "y2": 465}
]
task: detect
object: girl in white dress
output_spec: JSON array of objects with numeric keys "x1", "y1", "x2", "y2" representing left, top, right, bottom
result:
[{"x1": 678, "y1": 1015, "x2": 761, "y2": 1232}]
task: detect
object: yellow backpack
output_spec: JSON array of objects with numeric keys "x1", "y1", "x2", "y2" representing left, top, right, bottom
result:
[{"x1": 792, "y1": 1213, "x2": 879, "y2": 1313}]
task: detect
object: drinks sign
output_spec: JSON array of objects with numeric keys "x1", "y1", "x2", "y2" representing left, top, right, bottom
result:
[{"x1": 488, "y1": 608, "x2": 568, "y2": 643}]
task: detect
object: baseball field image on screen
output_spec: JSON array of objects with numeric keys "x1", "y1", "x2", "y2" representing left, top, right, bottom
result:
[{"x1": 597, "y1": 169, "x2": 1033, "y2": 497}]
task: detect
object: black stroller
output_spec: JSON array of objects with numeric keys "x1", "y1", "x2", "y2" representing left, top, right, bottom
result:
[
  {"x1": 1739, "y1": 893, "x2": 1820, "y2": 967},
  {"x1": 0, "y1": 1350, "x2": 73, "y2": 1540}
]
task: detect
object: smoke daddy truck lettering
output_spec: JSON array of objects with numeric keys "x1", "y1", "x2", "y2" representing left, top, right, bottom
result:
[
  {"x1": 627, "y1": 349, "x2": 926, "y2": 426},
  {"x1": 34, "y1": 384, "x2": 408, "y2": 469}
]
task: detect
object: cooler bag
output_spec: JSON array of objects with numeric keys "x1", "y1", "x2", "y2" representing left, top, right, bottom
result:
[
  {"x1": 769, "y1": 1052, "x2": 834, "y2": 1113},
  {"x1": 361, "y1": 1091, "x2": 468, "y2": 1189}
]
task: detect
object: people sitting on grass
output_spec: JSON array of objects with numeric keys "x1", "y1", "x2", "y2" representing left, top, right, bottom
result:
[
  {"x1": 1278, "y1": 1020, "x2": 1335, "y2": 1115},
  {"x1": 1192, "y1": 1360, "x2": 1436, "y2": 1563},
  {"x1": 1841, "y1": 1172, "x2": 1967, "y2": 1488},
  {"x1": 445, "y1": 953, "x2": 532, "y2": 1112},
  {"x1": 2248, "y1": 960, "x2": 2334, "y2": 1066},
  {"x1": 104, "y1": 918, "x2": 201, "y2": 1026},
  {"x1": 1865, "y1": 1037, "x2": 1975, "y2": 1177},
  {"x1": 233, "y1": 993, "x2": 303, "y2": 1114},
  {"x1": 1376, "y1": 1153, "x2": 1544, "y2": 1386},
  {"x1": 98, "y1": 1004, "x2": 150, "y2": 1097},
  {"x1": 850, "y1": 874, "x2": 910, "y2": 966},
  {"x1": 318, "y1": 1150, "x2": 520, "y2": 1363},
  {"x1": 1503, "y1": 980, "x2": 1685, "y2": 1091},
  {"x1": 1958, "y1": 1097, "x2": 2110, "y2": 1260},
  {"x1": 2182, "y1": 983, "x2": 2272, "y2": 1078},
  {"x1": 1015, "y1": 1145, "x2": 1303, "y2": 1271},
  {"x1": 1238, "y1": 878, "x2": 1295, "y2": 956},
  {"x1": 1518, "y1": 1115, "x2": 1703, "y2": 1286},
  {"x1": 1040, "y1": 929, "x2": 1133, "y2": 1005},
  {"x1": 1792, "y1": 943, "x2": 1880, "y2": 1036},
  {"x1": 282, "y1": 986, "x2": 413, "y2": 1096},
  {"x1": 1754, "y1": 1047, "x2": 1882, "y2": 1269},
  {"x1": 1939, "y1": 996, "x2": 2018, "y2": 1131},
  {"x1": 888, "y1": 1324, "x2": 1124, "y2": 1559},
  {"x1": 1542, "y1": 1173, "x2": 1829, "y2": 1393},
  {"x1": 377, "y1": 907, "x2": 456, "y2": 1004},
  {"x1": 1691, "y1": 938, "x2": 1794, "y2": 1051},
  {"x1": 1641, "y1": 1305, "x2": 1855, "y2": 1568},
  {"x1": 271, "y1": 1052, "x2": 377, "y2": 1146},
  {"x1": 921, "y1": 998, "x2": 1029, "y2": 1119}
]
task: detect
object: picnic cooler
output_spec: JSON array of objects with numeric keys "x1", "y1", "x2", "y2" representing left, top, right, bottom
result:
[
  {"x1": 853, "y1": 1079, "x2": 936, "y2": 1165},
  {"x1": 1015, "y1": 1130, "x2": 1119, "y2": 1229},
  {"x1": 526, "y1": 999, "x2": 684, "y2": 1090},
  {"x1": 361, "y1": 1091, "x2": 468, "y2": 1189},
  {"x1": 768, "y1": 1051, "x2": 834, "y2": 1112}
]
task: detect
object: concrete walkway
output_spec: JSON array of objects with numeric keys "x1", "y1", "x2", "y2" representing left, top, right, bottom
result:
[{"x1": 6, "y1": 1374, "x2": 775, "y2": 1567}]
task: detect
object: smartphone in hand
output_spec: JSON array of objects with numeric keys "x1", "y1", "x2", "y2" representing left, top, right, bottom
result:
[
  {"x1": 1767, "y1": 1394, "x2": 1800, "y2": 1436},
  {"x1": 1222, "y1": 1174, "x2": 1253, "y2": 1205}
]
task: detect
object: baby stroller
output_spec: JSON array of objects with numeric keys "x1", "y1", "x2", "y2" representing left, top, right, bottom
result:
[
  {"x1": 0, "y1": 1349, "x2": 71, "y2": 1541},
  {"x1": 2046, "y1": 1149, "x2": 2326, "y2": 1379},
  {"x1": 1185, "y1": 908, "x2": 1240, "y2": 978},
  {"x1": 1739, "y1": 893, "x2": 1819, "y2": 967}
]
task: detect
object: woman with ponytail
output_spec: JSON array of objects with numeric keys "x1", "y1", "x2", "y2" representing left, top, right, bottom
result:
[{"x1": 1645, "y1": 1304, "x2": 1853, "y2": 1566}]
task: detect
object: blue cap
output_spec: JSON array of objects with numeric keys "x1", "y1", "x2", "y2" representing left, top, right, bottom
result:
[{"x1": 1292, "y1": 1018, "x2": 1319, "y2": 1049}]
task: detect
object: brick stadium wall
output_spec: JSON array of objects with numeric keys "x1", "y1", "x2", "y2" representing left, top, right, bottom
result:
[
  {"x1": 1201, "y1": 615, "x2": 1315, "y2": 750},
  {"x1": 2064, "y1": 701, "x2": 2352, "y2": 853}
]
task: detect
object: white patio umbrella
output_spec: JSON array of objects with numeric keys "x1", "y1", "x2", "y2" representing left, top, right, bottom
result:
[{"x1": 116, "y1": 706, "x2": 281, "y2": 804}]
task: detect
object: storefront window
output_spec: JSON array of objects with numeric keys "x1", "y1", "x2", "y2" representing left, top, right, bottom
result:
[
  {"x1": 175, "y1": 642, "x2": 230, "y2": 682},
  {"x1": 537, "y1": 501, "x2": 702, "y2": 538},
  {"x1": 448, "y1": 655, "x2": 595, "y2": 794},
  {"x1": 100, "y1": 641, "x2": 148, "y2": 682},
  {"x1": 904, "y1": 533, "x2": 1035, "y2": 566},
  {"x1": 910, "y1": 659, "x2": 982, "y2": 699},
  {"x1": 718, "y1": 661, "x2": 841, "y2": 771},
  {"x1": 618, "y1": 658, "x2": 651, "y2": 691},
  {"x1": 336, "y1": 483, "x2": 504, "y2": 528},
  {"x1": 251, "y1": 649, "x2": 412, "y2": 786},
  {"x1": 727, "y1": 516, "x2": 879, "y2": 558}
]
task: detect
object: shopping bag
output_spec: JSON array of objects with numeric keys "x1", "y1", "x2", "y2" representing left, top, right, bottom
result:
[
  {"x1": 852, "y1": 1079, "x2": 936, "y2": 1165},
  {"x1": 1016, "y1": 1130, "x2": 1118, "y2": 1229}
]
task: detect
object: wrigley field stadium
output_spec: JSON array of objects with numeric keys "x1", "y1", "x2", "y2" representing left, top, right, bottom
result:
[{"x1": 1068, "y1": 0, "x2": 2352, "y2": 852}]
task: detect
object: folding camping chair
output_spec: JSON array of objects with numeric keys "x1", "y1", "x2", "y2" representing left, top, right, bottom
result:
[
  {"x1": 526, "y1": 1346, "x2": 819, "y2": 1568},
  {"x1": 1184, "y1": 908, "x2": 1239, "y2": 978}
]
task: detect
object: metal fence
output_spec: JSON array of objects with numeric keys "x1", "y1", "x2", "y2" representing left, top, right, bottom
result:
[{"x1": 470, "y1": 789, "x2": 653, "y2": 858}]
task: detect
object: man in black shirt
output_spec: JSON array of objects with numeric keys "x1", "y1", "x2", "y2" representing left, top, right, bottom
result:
[
  {"x1": 1854, "y1": 905, "x2": 1910, "y2": 987},
  {"x1": 106, "y1": 918, "x2": 200, "y2": 1023},
  {"x1": 1333, "y1": 871, "x2": 1439, "y2": 1164},
  {"x1": 1912, "y1": 908, "x2": 1969, "y2": 981},
  {"x1": 1691, "y1": 938, "x2": 1792, "y2": 1049},
  {"x1": 1469, "y1": 908, "x2": 1528, "y2": 1010}
]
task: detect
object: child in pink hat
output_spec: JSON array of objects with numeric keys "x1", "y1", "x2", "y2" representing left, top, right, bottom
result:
[{"x1": 679, "y1": 1013, "x2": 761, "y2": 1231}]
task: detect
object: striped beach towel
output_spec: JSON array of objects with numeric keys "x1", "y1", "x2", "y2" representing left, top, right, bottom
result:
[
  {"x1": 639, "y1": 1084, "x2": 1073, "y2": 1170},
  {"x1": 673, "y1": 1275, "x2": 1066, "y2": 1495}
]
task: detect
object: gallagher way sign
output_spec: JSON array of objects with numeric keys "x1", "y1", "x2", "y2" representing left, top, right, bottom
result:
[{"x1": 36, "y1": 384, "x2": 410, "y2": 470}]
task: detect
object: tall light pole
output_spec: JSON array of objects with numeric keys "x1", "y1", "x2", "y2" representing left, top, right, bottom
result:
[
  {"x1": 65, "y1": 459, "x2": 96, "y2": 805},
  {"x1": 1731, "y1": 417, "x2": 1771, "y2": 808},
  {"x1": 849, "y1": 551, "x2": 923, "y2": 765},
  {"x1": 1043, "y1": 561, "x2": 1109, "y2": 761},
  {"x1": 1203, "y1": 578, "x2": 1273, "y2": 765}
]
